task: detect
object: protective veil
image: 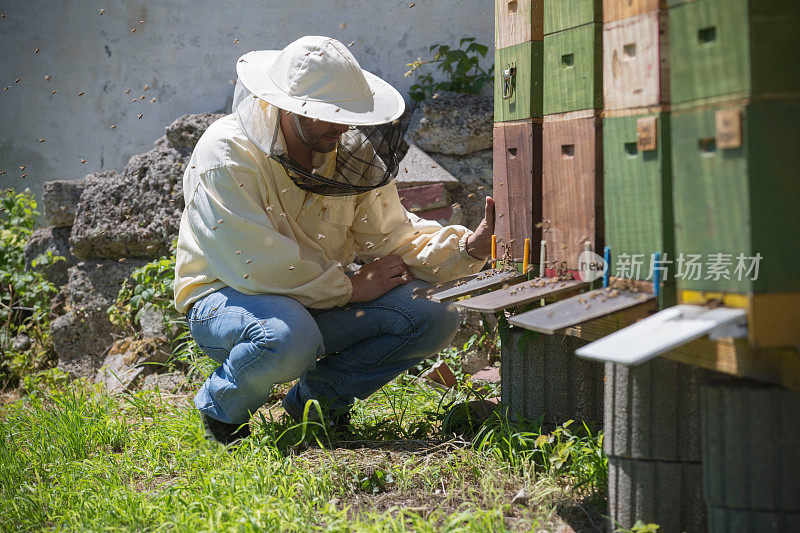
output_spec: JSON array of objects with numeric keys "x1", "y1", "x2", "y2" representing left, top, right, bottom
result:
[{"x1": 232, "y1": 79, "x2": 400, "y2": 196}]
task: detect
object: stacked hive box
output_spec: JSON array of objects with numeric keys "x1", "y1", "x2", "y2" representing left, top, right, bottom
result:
[
  {"x1": 541, "y1": 0, "x2": 604, "y2": 277},
  {"x1": 668, "y1": 0, "x2": 800, "y2": 348},
  {"x1": 493, "y1": 0, "x2": 543, "y2": 262},
  {"x1": 599, "y1": 4, "x2": 710, "y2": 531},
  {"x1": 493, "y1": 1, "x2": 604, "y2": 429},
  {"x1": 667, "y1": 0, "x2": 800, "y2": 530}
]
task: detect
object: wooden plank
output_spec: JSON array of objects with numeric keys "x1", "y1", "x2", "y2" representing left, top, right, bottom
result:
[
  {"x1": 574, "y1": 304, "x2": 747, "y2": 365},
  {"x1": 542, "y1": 111, "x2": 603, "y2": 273},
  {"x1": 544, "y1": 22, "x2": 603, "y2": 115},
  {"x1": 455, "y1": 277, "x2": 588, "y2": 312},
  {"x1": 544, "y1": 0, "x2": 602, "y2": 35},
  {"x1": 603, "y1": 11, "x2": 669, "y2": 110},
  {"x1": 426, "y1": 268, "x2": 527, "y2": 302},
  {"x1": 495, "y1": 0, "x2": 543, "y2": 48},
  {"x1": 495, "y1": 41, "x2": 544, "y2": 121},
  {"x1": 493, "y1": 120, "x2": 541, "y2": 262},
  {"x1": 603, "y1": 112, "x2": 673, "y2": 283},
  {"x1": 603, "y1": 0, "x2": 664, "y2": 23},
  {"x1": 510, "y1": 287, "x2": 656, "y2": 334},
  {"x1": 562, "y1": 304, "x2": 800, "y2": 394}
]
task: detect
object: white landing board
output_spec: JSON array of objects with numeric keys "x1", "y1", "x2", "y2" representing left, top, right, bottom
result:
[{"x1": 575, "y1": 304, "x2": 748, "y2": 365}]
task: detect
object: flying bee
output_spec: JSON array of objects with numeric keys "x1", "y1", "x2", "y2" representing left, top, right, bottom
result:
[
  {"x1": 288, "y1": 265, "x2": 295, "y2": 270},
  {"x1": 77, "y1": 91, "x2": 84, "y2": 95},
  {"x1": 246, "y1": 259, "x2": 252, "y2": 264},
  {"x1": 355, "y1": 310, "x2": 365, "y2": 318},
  {"x1": 125, "y1": 89, "x2": 131, "y2": 94},
  {"x1": 137, "y1": 114, "x2": 143, "y2": 119},
  {"x1": 234, "y1": 39, "x2": 239, "y2": 44}
]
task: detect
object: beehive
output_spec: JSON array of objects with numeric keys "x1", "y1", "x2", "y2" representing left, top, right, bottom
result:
[
  {"x1": 544, "y1": 0, "x2": 602, "y2": 35},
  {"x1": 603, "y1": 11, "x2": 669, "y2": 110},
  {"x1": 495, "y1": 0, "x2": 544, "y2": 47},
  {"x1": 603, "y1": 110, "x2": 674, "y2": 296},
  {"x1": 544, "y1": 23, "x2": 603, "y2": 115},
  {"x1": 494, "y1": 40, "x2": 544, "y2": 121},
  {"x1": 542, "y1": 110, "x2": 604, "y2": 274},
  {"x1": 669, "y1": 0, "x2": 800, "y2": 105},
  {"x1": 493, "y1": 119, "x2": 542, "y2": 262}
]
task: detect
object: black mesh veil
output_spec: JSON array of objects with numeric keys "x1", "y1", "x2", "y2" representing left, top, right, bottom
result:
[{"x1": 270, "y1": 122, "x2": 402, "y2": 196}]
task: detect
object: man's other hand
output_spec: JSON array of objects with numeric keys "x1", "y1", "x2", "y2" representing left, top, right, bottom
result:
[
  {"x1": 349, "y1": 254, "x2": 412, "y2": 303},
  {"x1": 466, "y1": 196, "x2": 495, "y2": 260}
]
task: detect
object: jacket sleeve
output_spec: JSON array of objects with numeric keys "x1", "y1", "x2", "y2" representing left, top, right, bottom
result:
[
  {"x1": 349, "y1": 181, "x2": 486, "y2": 283},
  {"x1": 184, "y1": 165, "x2": 352, "y2": 308}
]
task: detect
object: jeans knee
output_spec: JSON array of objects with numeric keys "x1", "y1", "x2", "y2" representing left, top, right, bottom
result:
[
  {"x1": 256, "y1": 311, "x2": 323, "y2": 380},
  {"x1": 414, "y1": 298, "x2": 461, "y2": 353}
]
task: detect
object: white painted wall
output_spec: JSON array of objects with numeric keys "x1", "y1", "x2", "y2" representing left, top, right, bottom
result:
[{"x1": 0, "y1": 0, "x2": 493, "y2": 208}]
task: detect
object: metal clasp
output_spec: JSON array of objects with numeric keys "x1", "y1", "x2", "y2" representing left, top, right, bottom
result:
[{"x1": 502, "y1": 65, "x2": 516, "y2": 100}]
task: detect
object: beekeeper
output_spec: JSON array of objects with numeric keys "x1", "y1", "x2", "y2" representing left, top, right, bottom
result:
[{"x1": 174, "y1": 35, "x2": 495, "y2": 445}]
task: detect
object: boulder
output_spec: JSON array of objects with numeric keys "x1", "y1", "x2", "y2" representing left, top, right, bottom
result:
[
  {"x1": 140, "y1": 372, "x2": 189, "y2": 393},
  {"x1": 23, "y1": 226, "x2": 76, "y2": 288},
  {"x1": 404, "y1": 91, "x2": 492, "y2": 155},
  {"x1": 95, "y1": 337, "x2": 171, "y2": 393},
  {"x1": 42, "y1": 179, "x2": 87, "y2": 227},
  {"x1": 51, "y1": 259, "x2": 147, "y2": 378},
  {"x1": 69, "y1": 113, "x2": 224, "y2": 260},
  {"x1": 395, "y1": 144, "x2": 461, "y2": 190}
]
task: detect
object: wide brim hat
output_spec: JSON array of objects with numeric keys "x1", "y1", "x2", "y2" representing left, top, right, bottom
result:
[{"x1": 236, "y1": 36, "x2": 405, "y2": 126}]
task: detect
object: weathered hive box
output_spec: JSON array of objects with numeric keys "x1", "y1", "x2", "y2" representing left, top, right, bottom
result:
[
  {"x1": 603, "y1": 0, "x2": 667, "y2": 22},
  {"x1": 544, "y1": 0, "x2": 602, "y2": 35},
  {"x1": 671, "y1": 99, "x2": 800, "y2": 347},
  {"x1": 544, "y1": 23, "x2": 603, "y2": 115},
  {"x1": 495, "y1": 40, "x2": 544, "y2": 121},
  {"x1": 495, "y1": 0, "x2": 544, "y2": 47},
  {"x1": 603, "y1": 110, "x2": 675, "y2": 303},
  {"x1": 542, "y1": 110, "x2": 604, "y2": 274},
  {"x1": 669, "y1": 0, "x2": 800, "y2": 105},
  {"x1": 493, "y1": 119, "x2": 543, "y2": 263},
  {"x1": 603, "y1": 11, "x2": 669, "y2": 110}
]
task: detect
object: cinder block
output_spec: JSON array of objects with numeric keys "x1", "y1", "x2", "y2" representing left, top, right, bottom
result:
[
  {"x1": 702, "y1": 382, "x2": 800, "y2": 532},
  {"x1": 604, "y1": 359, "x2": 706, "y2": 462},
  {"x1": 608, "y1": 456, "x2": 705, "y2": 532},
  {"x1": 501, "y1": 330, "x2": 603, "y2": 429}
]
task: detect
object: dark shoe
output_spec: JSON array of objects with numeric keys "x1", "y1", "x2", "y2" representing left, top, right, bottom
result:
[{"x1": 201, "y1": 412, "x2": 251, "y2": 446}]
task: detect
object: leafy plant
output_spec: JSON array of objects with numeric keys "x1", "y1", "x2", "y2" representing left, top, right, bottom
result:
[
  {"x1": 107, "y1": 245, "x2": 213, "y2": 380},
  {"x1": 405, "y1": 37, "x2": 494, "y2": 102},
  {"x1": 0, "y1": 188, "x2": 62, "y2": 385}
]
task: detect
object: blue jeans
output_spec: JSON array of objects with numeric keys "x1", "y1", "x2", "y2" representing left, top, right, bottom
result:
[{"x1": 188, "y1": 280, "x2": 460, "y2": 424}]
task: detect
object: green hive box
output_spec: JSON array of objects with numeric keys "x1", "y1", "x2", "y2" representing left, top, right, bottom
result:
[
  {"x1": 669, "y1": 0, "x2": 800, "y2": 105},
  {"x1": 603, "y1": 112, "x2": 675, "y2": 305},
  {"x1": 671, "y1": 99, "x2": 800, "y2": 294},
  {"x1": 544, "y1": 23, "x2": 602, "y2": 115},
  {"x1": 544, "y1": 0, "x2": 601, "y2": 35},
  {"x1": 495, "y1": 41, "x2": 544, "y2": 122}
]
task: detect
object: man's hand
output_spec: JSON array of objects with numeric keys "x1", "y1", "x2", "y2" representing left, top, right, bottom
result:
[
  {"x1": 466, "y1": 196, "x2": 495, "y2": 260},
  {"x1": 349, "y1": 254, "x2": 412, "y2": 303}
]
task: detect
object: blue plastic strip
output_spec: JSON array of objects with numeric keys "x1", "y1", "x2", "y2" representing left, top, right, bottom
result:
[
  {"x1": 653, "y1": 252, "x2": 661, "y2": 298},
  {"x1": 603, "y1": 246, "x2": 611, "y2": 288}
]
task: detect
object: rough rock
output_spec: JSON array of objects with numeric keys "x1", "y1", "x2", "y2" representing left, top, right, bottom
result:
[
  {"x1": 69, "y1": 113, "x2": 224, "y2": 260},
  {"x1": 95, "y1": 337, "x2": 171, "y2": 393},
  {"x1": 51, "y1": 259, "x2": 147, "y2": 378},
  {"x1": 138, "y1": 305, "x2": 166, "y2": 338},
  {"x1": 432, "y1": 150, "x2": 493, "y2": 230},
  {"x1": 23, "y1": 226, "x2": 77, "y2": 288},
  {"x1": 11, "y1": 334, "x2": 32, "y2": 352},
  {"x1": 404, "y1": 91, "x2": 492, "y2": 155},
  {"x1": 42, "y1": 179, "x2": 86, "y2": 227},
  {"x1": 395, "y1": 144, "x2": 461, "y2": 190},
  {"x1": 140, "y1": 372, "x2": 189, "y2": 393}
]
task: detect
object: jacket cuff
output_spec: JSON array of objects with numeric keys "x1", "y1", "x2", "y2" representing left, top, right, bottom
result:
[{"x1": 336, "y1": 269, "x2": 354, "y2": 307}]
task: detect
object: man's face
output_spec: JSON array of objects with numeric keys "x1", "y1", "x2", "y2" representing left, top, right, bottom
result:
[{"x1": 295, "y1": 115, "x2": 350, "y2": 153}]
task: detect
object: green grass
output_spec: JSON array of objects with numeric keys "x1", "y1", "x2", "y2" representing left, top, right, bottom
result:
[{"x1": 0, "y1": 364, "x2": 607, "y2": 532}]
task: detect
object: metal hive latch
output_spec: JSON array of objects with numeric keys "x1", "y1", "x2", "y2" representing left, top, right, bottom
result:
[{"x1": 502, "y1": 65, "x2": 516, "y2": 100}]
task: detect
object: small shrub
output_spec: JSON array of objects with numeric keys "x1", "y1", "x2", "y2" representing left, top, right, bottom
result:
[
  {"x1": 405, "y1": 37, "x2": 494, "y2": 102},
  {"x1": 0, "y1": 188, "x2": 62, "y2": 385}
]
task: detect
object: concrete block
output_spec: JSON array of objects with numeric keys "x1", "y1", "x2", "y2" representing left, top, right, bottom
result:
[
  {"x1": 395, "y1": 144, "x2": 461, "y2": 190},
  {"x1": 500, "y1": 331, "x2": 603, "y2": 429}
]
